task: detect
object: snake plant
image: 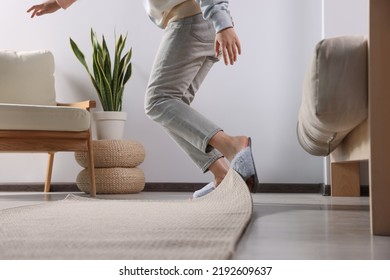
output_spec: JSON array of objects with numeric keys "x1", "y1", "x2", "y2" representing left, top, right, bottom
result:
[{"x1": 70, "y1": 29, "x2": 132, "y2": 111}]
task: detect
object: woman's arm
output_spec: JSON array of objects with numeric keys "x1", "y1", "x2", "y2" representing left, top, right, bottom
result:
[
  {"x1": 27, "y1": 0, "x2": 76, "y2": 18},
  {"x1": 196, "y1": 0, "x2": 241, "y2": 66}
]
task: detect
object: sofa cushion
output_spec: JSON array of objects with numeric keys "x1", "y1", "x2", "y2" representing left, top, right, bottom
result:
[
  {"x1": 0, "y1": 103, "x2": 90, "y2": 132},
  {"x1": 297, "y1": 36, "x2": 368, "y2": 156},
  {"x1": 0, "y1": 50, "x2": 56, "y2": 106}
]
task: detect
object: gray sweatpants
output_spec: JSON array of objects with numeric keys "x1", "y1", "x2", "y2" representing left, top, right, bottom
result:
[{"x1": 145, "y1": 13, "x2": 223, "y2": 172}]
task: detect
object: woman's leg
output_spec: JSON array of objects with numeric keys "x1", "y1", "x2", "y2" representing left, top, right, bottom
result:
[
  {"x1": 145, "y1": 14, "x2": 222, "y2": 172},
  {"x1": 210, "y1": 131, "x2": 258, "y2": 192},
  {"x1": 208, "y1": 132, "x2": 249, "y2": 162},
  {"x1": 194, "y1": 133, "x2": 254, "y2": 197},
  {"x1": 164, "y1": 128, "x2": 222, "y2": 173},
  {"x1": 208, "y1": 157, "x2": 229, "y2": 186},
  {"x1": 193, "y1": 157, "x2": 229, "y2": 198},
  {"x1": 145, "y1": 14, "x2": 256, "y2": 192}
]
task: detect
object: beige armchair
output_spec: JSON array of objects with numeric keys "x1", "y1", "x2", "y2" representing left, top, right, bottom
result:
[
  {"x1": 297, "y1": 0, "x2": 390, "y2": 236},
  {"x1": 0, "y1": 50, "x2": 96, "y2": 196}
]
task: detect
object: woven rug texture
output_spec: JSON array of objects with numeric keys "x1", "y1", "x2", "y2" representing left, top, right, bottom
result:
[{"x1": 0, "y1": 169, "x2": 252, "y2": 260}]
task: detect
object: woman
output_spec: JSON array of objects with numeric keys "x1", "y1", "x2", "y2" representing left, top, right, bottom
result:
[{"x1": 27, "y1": 0, "x2": 258, "y2": 198}]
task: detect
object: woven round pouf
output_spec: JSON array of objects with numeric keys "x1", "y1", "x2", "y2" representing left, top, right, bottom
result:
[
  {"x1": 77, "y1": 167, "x2": 145, "y2": 194},
  {"x1": 75, "y1": 139, "x2": 145, "y2": 168}
]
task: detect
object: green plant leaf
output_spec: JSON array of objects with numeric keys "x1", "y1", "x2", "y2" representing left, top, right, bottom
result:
[
  {"x1": 70, "y1": 29, "x2": 132, "y2": 111},
  {"x1": 69, "y1": 38, "x2": 90, "y2": 73},
  {"x1": 123, "y1": 60, "x2": 132, "y2": 85},
  {"x1": 91, "y1": 29, "x2": 102, "y2": 55},
  {"x1": 102, "y1": 35, "x2": 112, "y2": 82},
  {"x1": 70, "y1": 37, "x2": 102, "y2": 106},
  {"x1": 95, "y1": 54, "x2": 114, "y2": 110},
  {"x1": 123, "y1": 48, "x2": 132, "y2": 82},
  {"x1": 115, "y1": 87, "x2": 125, "y2": 111},
  {"x1": 112, "y1": 34, "x2": 125, "y2": 103}
]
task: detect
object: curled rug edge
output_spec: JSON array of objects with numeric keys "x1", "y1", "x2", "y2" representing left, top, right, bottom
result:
[{"x1": 0, "y1": 169, "x2": 253, "y2": 260}]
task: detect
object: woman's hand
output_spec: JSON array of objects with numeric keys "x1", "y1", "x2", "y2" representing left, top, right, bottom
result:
[
  {"x1": 27, "y1": 0, "x2": 61, "y2": 18},
  {"x1": 215, "y1": 27, "x2": 242, "y2": 66}
]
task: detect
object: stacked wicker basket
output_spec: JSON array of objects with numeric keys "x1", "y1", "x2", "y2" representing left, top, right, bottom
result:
[{"x1": 75, "y1": 140, "x2": 145, "y2": 194}]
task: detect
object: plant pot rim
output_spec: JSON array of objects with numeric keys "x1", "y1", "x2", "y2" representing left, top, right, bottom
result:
[{"x1": 93, "y1": 111, "x2": 127, "y2": 120}]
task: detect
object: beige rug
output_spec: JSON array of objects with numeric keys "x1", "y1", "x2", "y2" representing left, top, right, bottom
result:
[{"x1": 0, "y1": 169, "x2": 252, "y2": 260}]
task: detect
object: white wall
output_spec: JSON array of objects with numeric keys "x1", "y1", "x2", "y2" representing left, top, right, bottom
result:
[
  {"x1": 0, "y1": 0, "x2": 324, "y2": 184},
  {"x1": 324, "y1": 0, "x2": 368, "y2": 37}
]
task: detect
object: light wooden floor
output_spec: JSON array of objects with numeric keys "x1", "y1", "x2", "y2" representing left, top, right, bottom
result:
[{"x1": 1, "y1": 191, "x2": 389, "y2": 260}]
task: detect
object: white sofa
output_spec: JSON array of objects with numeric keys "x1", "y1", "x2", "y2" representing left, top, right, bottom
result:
[{"x1": 0, "y1": 50, "x2": 96, "y2": 196}]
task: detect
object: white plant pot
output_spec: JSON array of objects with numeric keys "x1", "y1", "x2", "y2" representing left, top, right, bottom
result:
[{"x1": 93, "y1": 111, "x2": 127, "y2": 140}]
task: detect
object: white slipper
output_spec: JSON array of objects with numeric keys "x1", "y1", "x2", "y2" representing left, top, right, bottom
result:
[
  {"x1": 193, "y1": 182, "x2": 216, "y2": 198},
  {"x1": 230, "y1": 137, "x2": 259, "y2": 193}
]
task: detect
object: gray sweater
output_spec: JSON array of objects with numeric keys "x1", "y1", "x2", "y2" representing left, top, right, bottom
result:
[
  {"x1": 144, "y1": 0, "x2": 233, "y2": 33},
  {"x1": 56, "y1": 0, "x2": 233, "y2": 33}
]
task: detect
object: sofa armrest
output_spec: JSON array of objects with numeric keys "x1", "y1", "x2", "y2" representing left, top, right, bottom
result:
[{"x1": 57, "y1": 100, "x2": 96, "y2": 110}]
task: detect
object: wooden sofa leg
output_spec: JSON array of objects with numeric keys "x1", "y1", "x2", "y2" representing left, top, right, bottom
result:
[
  {"x1": 44, "y1": 152, "x2": 55, "y2": 193},
  {"x1": 331, "y1": 162, "x2": 360, "y2": 196}
]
